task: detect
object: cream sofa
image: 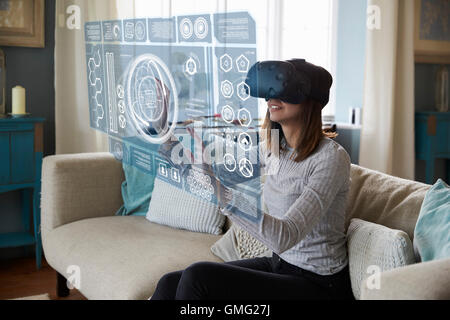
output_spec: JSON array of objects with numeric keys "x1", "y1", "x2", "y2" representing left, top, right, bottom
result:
[{"x1": 41, "y1": 153, "x2": 450, "y2": 300}]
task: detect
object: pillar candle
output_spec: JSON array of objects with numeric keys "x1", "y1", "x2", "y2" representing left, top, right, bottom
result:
[{"x1": 12, "y1": 85, "x2": 26, "y2": 114}]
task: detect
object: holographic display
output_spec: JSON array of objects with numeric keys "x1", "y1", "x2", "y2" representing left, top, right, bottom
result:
[{"x1": 85, "y1": 12, "x2": 264, "y2": 223}]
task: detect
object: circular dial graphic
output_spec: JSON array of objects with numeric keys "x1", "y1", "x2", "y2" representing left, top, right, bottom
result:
[{"x1": 127, "y1": 54, "x2": 178, "y2": 144}]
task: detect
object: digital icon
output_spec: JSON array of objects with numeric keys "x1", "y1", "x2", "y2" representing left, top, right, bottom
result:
[
  {"x1": 88, "y1": 61, "x2": 97, "y2": 84},
  {"x1": 225, "y1": 134, "x2": 234, "y2": 147},
  {"x1": 239, "y1": 158, "x2": 254, "y2": 178},
  {"x1": 221, "y1": 105, "x2": 235, "y2": 124},
  {"x1": 220, "y1": 54, "x2": 233, "y2": 73},
  {"x1": 118, "y1": 100, "x2": 125, "y2": 114},
  {"x1": 194, "y1": 17, "x2": 208, "y2": 39},
  {"x1": 127, "y1": 54, "x2": 179, "y2": 145},
  {"x1": 238, "y1": 108, "x2": 252, "y2": 127},
  {"x1": 118, "y1": 114, "x2": 127, "y2": 128},
  {"x1": 237, "y1": 82, "x2": 250, "y2": 101},
  {"x1": 114, "y1": 142, "x2": 123, "y2": 160},
  {"x1": 185, "y1": 57, "x2": 198, "y2": 76},
  {"x1": 91, "y1": 95, "x2": 104, "y2": 127},
  {"x1": 136, "y1": 77, "x2": 165, "y2": 122},
  {"x1": 106, "y1": 52, "x2": 118, "y2": 134},
  {"x1": 236, "y1": 55, "x2": 250, "y2": 73},
  {"x1": 159, "y1": 163, "x2": 168, "y2": 177},
  {"x1": 135, "y1": 21, "x2": 146, "y2": 40},
  {"x1": 180, "y1": 18, "x2": 193, "y2": 39},
  {"x1": 221, "y1": 80, "x2": 234, "y2": 98},
  {"x1": 171, "y1": 168, "x2": 181, "y2": 183},
  {"x1": 113, "y1": 24, "x2": 121, "y2": 40},
  {"x1": 117, "y1": 84, "x2": 125, "y2": 99},
  {"x1": 88, "y1": 49, "x2": 104, "y2": 128},
  {"x1": 125, "y1": 22, "x2": 134, "y2": 40},
  {"x1": 186, "y1": 169, "x2": 214, "y2": 201},
  {"x1": 224, "y1": 154, "x2": 237, "y2": 172},
  {"x1": 94, "y1": 78, "x2": 103, "y2": 93},
  {"x1": 238, "y1": 132, "x2": 252, "y2": 151}
]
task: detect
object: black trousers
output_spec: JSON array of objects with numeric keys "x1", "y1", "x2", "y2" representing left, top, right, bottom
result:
[{"x1": 150, "y1": 253, "x2": 354, "y2": 300}]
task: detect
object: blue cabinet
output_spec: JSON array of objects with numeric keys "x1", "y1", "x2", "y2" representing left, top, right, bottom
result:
[
  {"x1": 0, "y1": 117, "x2": 44, "y2": 269},
  {"x1": 415, "y1": 112, "x2": 450, "y2": 184}
]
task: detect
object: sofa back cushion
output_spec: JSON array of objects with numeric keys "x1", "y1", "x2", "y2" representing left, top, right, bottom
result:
[{"x1": 346, "y1": 165, "x2": 430, "y2": 241}]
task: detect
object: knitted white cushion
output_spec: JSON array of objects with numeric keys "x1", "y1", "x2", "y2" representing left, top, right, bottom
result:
[
  {"x1": 211, "y1": 224, "x2": 272, "y2": 262},
  {"x1": 146, "y1": 178, "x2": 225, "y2": 235},
  {"x1": 347, "y1": 218, "x2": 415, "y2": 300}
]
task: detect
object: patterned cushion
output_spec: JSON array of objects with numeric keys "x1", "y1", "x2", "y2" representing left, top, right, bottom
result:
[
  {"x1": 146, "y1": 178, "x2": 225, "y2": 235},
  {"x1": 347, "y1": 218, "x2": 415, "y2": 299},
  {"x1": 211, "y1": 224, "x2": 272, "y2": 262}
]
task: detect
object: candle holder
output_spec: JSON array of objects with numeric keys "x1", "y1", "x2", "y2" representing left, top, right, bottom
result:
[{"x1": 8, "y1": 113, "x2": 32, "y2": 118}]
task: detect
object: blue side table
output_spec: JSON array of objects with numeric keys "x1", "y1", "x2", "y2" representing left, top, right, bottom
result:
[
  {"x1": 0, "y1": 117, "x2": 45, "y2": 269},
  {"x1": 415, "y1": 112, "x2": 450, "y2": 184}
]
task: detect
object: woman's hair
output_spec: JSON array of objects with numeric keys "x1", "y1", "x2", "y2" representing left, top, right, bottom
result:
[{"x1": 262, "y1": 99, "x2": 337, "y2": 162}]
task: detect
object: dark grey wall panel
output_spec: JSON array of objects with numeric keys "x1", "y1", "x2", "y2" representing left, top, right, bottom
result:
[{"x1": 1, "y1": 0, "x2": 55, "y2": 156}]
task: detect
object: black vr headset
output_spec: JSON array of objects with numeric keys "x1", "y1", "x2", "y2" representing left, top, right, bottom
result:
[{"x1": 245, "y1": 59, "x2": 333, "y2": 108}]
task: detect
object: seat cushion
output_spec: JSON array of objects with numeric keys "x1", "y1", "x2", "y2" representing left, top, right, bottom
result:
[{"x1": 43, "y1": 216, "x2": 222, "y2": 300}]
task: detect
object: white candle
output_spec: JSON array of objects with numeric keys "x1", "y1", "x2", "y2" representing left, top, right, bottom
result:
[{"x1": 12, "y1": 85, "x2": 26, "y2": 114}]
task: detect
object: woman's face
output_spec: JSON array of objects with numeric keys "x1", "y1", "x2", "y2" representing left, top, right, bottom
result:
[{"x1": 267, "y1": 99, "x2": 302, "y2": 125}]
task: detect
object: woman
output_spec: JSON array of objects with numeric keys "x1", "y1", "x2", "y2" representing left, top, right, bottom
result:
[{"x1": 150, "y1": 59, "x2": 354, "y2": 300}]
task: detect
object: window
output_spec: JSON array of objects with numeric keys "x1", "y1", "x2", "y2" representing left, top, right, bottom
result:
[
  {"x1": 126, "y1": 0, "x2": 338, "y2": 116},
  {"x1": 279, "y1": 0, "x2": 337, "y2": 116}
]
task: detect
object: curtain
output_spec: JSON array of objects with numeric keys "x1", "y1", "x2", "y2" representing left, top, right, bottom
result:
[
  {"x1": 359, "y1": 0, "x2": 415, "y2": 180},
  {"x1": 55, "y1": 0, "x2": 119, "y2": 154}
]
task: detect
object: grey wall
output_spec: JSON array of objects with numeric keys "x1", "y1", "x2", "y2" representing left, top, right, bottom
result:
[
  {"x1": 335, "y1": 0, "x2": 367, "y2": 123},
  {"x1": 1, "y1": 1, "x2": 55, "y2": 155},
  {"x1": 0, "y1": 0, "x2": 55, "y2": 261}
]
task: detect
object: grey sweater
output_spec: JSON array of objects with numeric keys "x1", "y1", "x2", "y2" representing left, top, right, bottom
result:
[{"x1": 224, "y1": 137, "x2": 351, "y2": 276}]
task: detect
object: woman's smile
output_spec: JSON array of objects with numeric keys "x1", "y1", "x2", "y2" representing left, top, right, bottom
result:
[{"x1": 268, "y1": 101, "x2": 284, "y2": 113}]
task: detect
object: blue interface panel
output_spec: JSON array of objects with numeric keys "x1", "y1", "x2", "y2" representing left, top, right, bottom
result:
[{"x1": 85, "y1": 12, "x2": 263, "y2": 222}]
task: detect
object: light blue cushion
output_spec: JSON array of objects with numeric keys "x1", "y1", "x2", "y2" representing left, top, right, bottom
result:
[
  {"x1": 414, "y1": 179, "x2": 450, "y2": 262},
  {"x1": 116, "y1": 163, "x2": 156, "y2": 217}
]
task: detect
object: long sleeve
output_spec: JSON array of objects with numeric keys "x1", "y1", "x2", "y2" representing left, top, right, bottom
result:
[{"x1": 225, "y1": 143, "x2": 351, "y2": 255}]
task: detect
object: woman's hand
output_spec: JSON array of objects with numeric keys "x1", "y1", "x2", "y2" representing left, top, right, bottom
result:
[{"x1": 216, "y1": 180, "x2": 233, "y2": 210}]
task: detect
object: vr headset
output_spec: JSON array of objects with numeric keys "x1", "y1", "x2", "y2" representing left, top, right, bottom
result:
[{"x1": 245, "y1": 59, "x2": 333, "y2": 108}]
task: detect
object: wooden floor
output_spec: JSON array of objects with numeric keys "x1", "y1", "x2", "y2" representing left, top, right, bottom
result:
[{"x1": 0, "y1": 257, "x2": 86, "y2": 300}]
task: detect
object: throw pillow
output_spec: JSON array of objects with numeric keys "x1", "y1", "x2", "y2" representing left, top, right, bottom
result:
[
  {"x1": 146, "y1": 177, "x2": 225, "y2": 235},
  {"x1": 347, "y1": 218, "x2": 415, "y2": 300},
  {"x1": 414, "y1": 179, "x2": 450, "y2": 262},
  {"x1": 211, "y1": 224, "x2": 272, "y2": 262},
  {"x1": 116, "y1": 162, "x2": 156, "y2": 217}
]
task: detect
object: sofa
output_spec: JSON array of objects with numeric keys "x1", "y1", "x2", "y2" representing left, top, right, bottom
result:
[{"x1": 41, "y1": 152, "x2": 450, "y2": 300}]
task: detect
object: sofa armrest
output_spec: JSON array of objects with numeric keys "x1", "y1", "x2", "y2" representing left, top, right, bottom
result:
[
  {"x1": 360, "y1": 258, "x2": 450, "y2": 300},
  {"x1": 41, "y1": 153, "x2": 125, "y2": 235}
]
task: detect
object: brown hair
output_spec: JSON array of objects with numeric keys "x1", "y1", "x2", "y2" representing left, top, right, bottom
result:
[{"x1": 262, "y1": 99, "x2": 337, "y2": 162}]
